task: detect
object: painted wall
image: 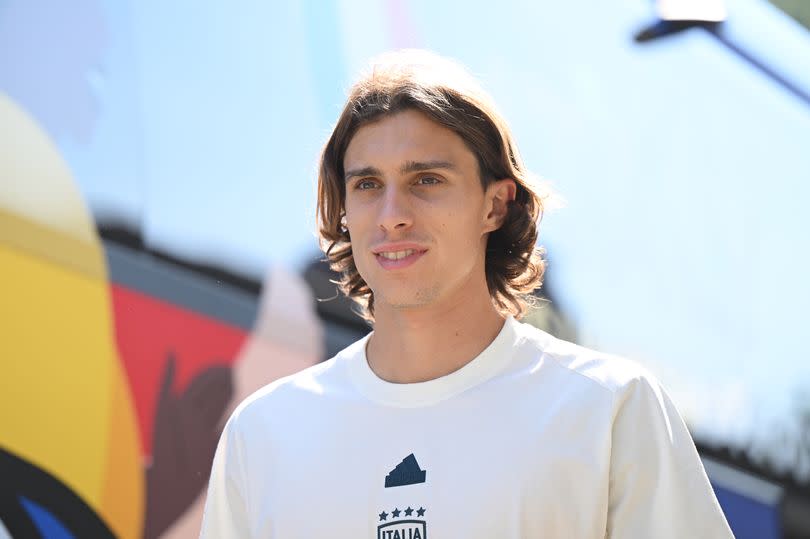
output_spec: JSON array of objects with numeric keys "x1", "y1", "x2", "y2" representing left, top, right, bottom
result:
[
  {"x1": 0, "y1": 95, "x2": 322, "y2": 538},
  {"x1": 2, "y1": 0, "x2": 808, "y2": 535}
]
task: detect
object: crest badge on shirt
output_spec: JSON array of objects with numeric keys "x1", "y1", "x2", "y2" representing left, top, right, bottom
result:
[
  {"x1": 378, "y1": 454, "x2": 428, "y2": 538},
  {"x1": 378, "y1": 505, "x2": 427, "y2": 539}
]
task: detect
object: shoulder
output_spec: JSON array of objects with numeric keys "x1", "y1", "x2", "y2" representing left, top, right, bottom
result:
[{"x1": 512, "y1": 318, "x2": 662, "y2": 400}]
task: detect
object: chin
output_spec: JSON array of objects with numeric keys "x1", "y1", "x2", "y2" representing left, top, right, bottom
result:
[{"x1": 376, "y1": 285, "x2": 440, "y2": 311}]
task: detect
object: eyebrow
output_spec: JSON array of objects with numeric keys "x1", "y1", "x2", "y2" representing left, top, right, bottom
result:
[
  {"x1": 401, "y1": 160, "x2": 457, "y2": 174},
  {"x1": 344, "y1": 160, "x2": 457, "y2": 182}
]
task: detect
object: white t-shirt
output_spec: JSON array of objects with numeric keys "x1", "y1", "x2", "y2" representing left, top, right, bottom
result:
[{"x1": 200, "y1": 317, "x2": 733, "y2": 538}]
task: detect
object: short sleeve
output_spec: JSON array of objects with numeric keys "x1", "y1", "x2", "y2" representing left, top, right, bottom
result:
[
  {"x1": 199, "y1": 415, "x2": 251, "y2": 539},
  {"x1": 607, "y1": 373, "x2": 734, "y2": 538}
]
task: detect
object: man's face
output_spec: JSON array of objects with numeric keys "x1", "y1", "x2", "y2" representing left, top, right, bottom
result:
[{"x1": 343, "y1": 109, "x2": 502, "y2": 312}]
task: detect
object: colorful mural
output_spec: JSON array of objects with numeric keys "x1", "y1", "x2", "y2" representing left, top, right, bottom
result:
[
  {"x1": 1, "y1": 93, "x2": 143, "y2": 538},
  {"x1": 0, "y1": 92, "x2": 323, "y2": 538}
]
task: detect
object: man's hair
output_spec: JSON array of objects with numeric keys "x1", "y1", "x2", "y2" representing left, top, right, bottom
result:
[{"x1": 317, "y1": 50, "x2": 546, "y2": 321}]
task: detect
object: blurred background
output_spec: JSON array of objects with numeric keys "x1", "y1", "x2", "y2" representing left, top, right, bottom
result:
[{"x1": 1, "y1": 0, "x2": 809, "y2": 537}]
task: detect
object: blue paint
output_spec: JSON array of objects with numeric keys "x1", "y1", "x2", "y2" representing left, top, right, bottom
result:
[
  {"x1": 19, "y1": 496, "x2": 76, "y2": 539},
  {"x1": 713, "y1": 485, "x2": 781, "y2": 539}
]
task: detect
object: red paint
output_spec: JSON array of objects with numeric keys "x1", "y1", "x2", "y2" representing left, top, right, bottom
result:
[{"x1": 109, "y1": 284, "x2": 248, "y2": 457}]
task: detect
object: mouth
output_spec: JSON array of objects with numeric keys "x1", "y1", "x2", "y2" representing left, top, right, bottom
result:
[{"x1": 374, "y1": 248, "x2": 427, "y2": 270}]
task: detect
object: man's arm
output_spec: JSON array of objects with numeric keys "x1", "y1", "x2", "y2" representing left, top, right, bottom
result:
[
  {"x1": 607, "y1": 373, "x2": 734, "y2": 538},
  {"x1": 199, "y1": 416, "x2": 251, "y2": 539}
]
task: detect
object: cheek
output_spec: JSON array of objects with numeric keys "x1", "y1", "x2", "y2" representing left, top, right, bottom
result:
[
  {"x1": 344, "y1": 205, "x2": 368, "y2": 239},
  {"x1": 343, "y1": 192, "x2": 363, "y2": 221},
  {"x1": 440, "y1": 212, "x2": 485, "y2": 254}
]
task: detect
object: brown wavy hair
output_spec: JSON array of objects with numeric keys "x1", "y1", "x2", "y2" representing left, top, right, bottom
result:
[{"x1": 317, "y1": 50, "x2": 546, "y2": 321}]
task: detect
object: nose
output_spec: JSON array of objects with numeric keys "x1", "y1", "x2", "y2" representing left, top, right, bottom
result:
[{"x1": 378, "y1": 186, "x2": 413, "y2": 232}]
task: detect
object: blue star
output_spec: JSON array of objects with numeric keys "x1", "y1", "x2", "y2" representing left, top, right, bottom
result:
[
  {"x1": 404, "y1": 507, "x2": 414, "y2": 516},
  {"x1": 416, "y1": 507, "x2": 426, "y2": 517},
  {"x1": 392, "y1": 508, "x2": 401, "y2": 518},
  {"x1": 379, "y1": 511, "x2": 388, "y2": 521}
]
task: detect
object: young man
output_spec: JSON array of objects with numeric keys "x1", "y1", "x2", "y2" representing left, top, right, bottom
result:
[{"x1": 200, "y1": 51, "x2": 733, "y2": 538}]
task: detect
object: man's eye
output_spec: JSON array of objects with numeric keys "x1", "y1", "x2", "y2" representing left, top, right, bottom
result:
[
  {"x1": 356, "y1": 179, "x2": 378, "y2": 190},
  {"x1": 417, "y1": 176, "x2": 441, "y2": 185}
]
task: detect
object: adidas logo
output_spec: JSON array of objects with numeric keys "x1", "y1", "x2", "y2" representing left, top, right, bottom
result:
[{"x1": 385, "y1": 453, "x2": 426, "y2": 488}]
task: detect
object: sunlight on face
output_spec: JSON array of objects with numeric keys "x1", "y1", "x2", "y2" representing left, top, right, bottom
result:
[{"x1": 343, "y1": 109, "x2": 494, "y2": 313}]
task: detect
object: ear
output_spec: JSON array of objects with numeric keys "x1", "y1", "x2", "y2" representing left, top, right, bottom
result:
[{"x1": 483, "y1": 179, "x2": 517, "y2": 233}]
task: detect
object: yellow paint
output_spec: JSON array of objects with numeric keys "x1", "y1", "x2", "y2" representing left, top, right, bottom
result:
[
  {"x1": 1, "y1": 247, "x2": 107, "y2": 509},
  {"x1": 0, "y1": 208, "x2": 105, "y2": 281},
  {"x1": 0, "y1": 93, "x2": 97, "y2": 246},
  {"x1": 0, "y1": 93, "x2": 104, "y2": 280},
  {"x1": 0, "y1": 93, "x2": 143, "y2": 536},
  {"x1": 99, "y1": 362, "x2": 145, "y2": 539}
]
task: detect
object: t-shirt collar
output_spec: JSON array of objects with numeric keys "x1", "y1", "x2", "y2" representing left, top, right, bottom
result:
[{"x1": 343, "y1": 316, "x2": 519, "y2": 407}]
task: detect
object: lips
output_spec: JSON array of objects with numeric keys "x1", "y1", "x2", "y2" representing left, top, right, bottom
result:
[
  {"x1": 377, "y1": 249, "x2": 416, "y2": 260},
  {"x1": 373, "y1": 245, "x2": 427, "y2": 270}
]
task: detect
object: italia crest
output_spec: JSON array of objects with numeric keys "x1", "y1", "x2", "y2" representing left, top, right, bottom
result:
[{"x1": 377, "y1": 506, "x2": 427, "y2": 539}]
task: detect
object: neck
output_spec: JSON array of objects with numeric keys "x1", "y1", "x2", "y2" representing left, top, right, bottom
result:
[{"x1": 366, "y1": 287, "x2": 506, "y2": 384}]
